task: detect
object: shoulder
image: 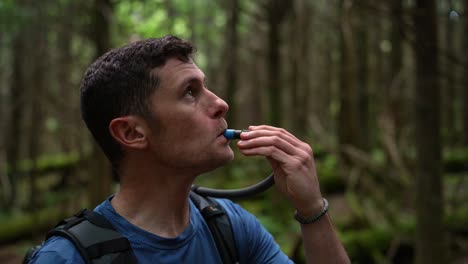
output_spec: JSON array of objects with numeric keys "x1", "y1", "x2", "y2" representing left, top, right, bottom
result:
[
  {"x1": 27, "y1": 236, "x2": 85, "y2": 264},
  {"x1": 214, "y1": 198, "x2": 293, "y2": 263},
  {"x1": 215, "y1": 198, "x2": 268, "y2": 234},
  {"x1": 214, "y1": 198, "x2": 268, "y2": 238},
  {"x1": 215, "y1": 198, "x2": 251, "y2": 219}
]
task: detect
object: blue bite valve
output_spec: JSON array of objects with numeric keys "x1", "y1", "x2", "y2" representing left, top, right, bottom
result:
[{"x1": 223, "y1": 129, "x2": 245, "y2": 140}]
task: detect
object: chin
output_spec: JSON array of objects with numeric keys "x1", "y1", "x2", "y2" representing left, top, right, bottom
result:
[
  {"x1": 214, "y1": 150, "x2": 235, "y2": 166},
  {"x1": 199, "y1": 150, "x2": 234, "y2": 174},
  {"x1": 223, "y1": 148, "x2": 235, "y2": 162}
]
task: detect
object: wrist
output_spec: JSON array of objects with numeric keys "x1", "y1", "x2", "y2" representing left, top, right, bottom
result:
[
  {"x1": 294, "y1": 198, "x2": 329, "y2": 224},
  {"x1": 295, "y1": 197, "x2": 324, "y2": 217}
]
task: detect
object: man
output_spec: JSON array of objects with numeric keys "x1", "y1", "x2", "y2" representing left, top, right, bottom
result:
[{"x1": 29, "y1": 36, "x2": 349, "y2": 263}]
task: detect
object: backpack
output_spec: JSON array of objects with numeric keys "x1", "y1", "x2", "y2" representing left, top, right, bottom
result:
[{"x1": 23, "y1": 191, "x2": 239, "y2": 264}]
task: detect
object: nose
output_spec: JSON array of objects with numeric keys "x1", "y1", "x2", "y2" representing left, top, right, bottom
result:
[{"x1": 207, "y1": 90, "x2": 229, "y2": 118}]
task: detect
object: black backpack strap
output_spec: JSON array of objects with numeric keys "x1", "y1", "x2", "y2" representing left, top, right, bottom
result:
[
  {"x1": 190, "y1": 191, "x2": 239, "y2": 264},
  {"x1": 45, "y1": 209, "x2": 138, "y2": 264}
]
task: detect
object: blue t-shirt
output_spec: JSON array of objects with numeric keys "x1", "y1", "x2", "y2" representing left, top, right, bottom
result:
[{"x1": 29, "y1": 196, "x2": 293, "y2": 263}]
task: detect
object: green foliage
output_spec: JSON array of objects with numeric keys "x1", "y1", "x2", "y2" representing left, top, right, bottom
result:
[
  {"x1": 116, "y1": 1, "x2": 168, "y2": 38},
  {"x1": 370, "y1": 148, "x2": 386, "y2": 165},
  {"x1": 443, "y1": 147, "x2": 468, "y2": 161},
  {"x1": 7, "y1": 152, "x2": 80, "y2": 174},
  {"x1": 0, "y1": 207, "x2": 69, "y2": 244},
  {"x1": 316, "y1": 154, "x2": 345, "y2": 193},
  {"x1": 0, "y1": 0, "x2": 27, "y2": 35},
  {"x1": 341, "y1": 226, "x2": 393, "y2": 261},
  {"x1": 114, "y1": 0, "x2": 190, "y2": 40},
  {"x1": 113, "y1": 0, "x2": 225, "y2": 71}
]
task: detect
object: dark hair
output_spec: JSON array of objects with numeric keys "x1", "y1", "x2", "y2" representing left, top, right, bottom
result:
[{"x1": 80, "y1": 36, "x2": 194, "y2": 167}]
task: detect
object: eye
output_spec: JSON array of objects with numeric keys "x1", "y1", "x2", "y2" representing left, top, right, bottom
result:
[{"x1": 184, "y1": 86, "x2": 196, "y2": 98}]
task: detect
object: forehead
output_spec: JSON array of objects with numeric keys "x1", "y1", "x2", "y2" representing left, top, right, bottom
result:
[{"x1": 152, "y1": 58, "x2": 205, "y2": 88}]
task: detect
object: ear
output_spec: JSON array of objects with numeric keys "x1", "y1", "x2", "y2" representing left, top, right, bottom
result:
[{"x1": 109, "y1": 116, "x2": 148, "y2": 150}]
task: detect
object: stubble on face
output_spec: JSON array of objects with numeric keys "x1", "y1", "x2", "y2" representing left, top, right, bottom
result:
[{"x1": 142, "y1": 59, "x2": 234, "y2": 174}]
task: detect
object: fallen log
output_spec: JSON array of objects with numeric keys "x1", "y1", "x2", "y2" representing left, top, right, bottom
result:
[{"x1": 0, "y1": 206, "x2": 72, "y2": 245}]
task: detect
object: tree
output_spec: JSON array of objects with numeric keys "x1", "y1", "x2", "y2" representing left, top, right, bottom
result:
[
  {"x1": 413, "y1": 1, "x2": 447, "y2": 263},
  {"x1": 356, "y1": 0, "x2": 371, "y2": 151},
  {"x1": 27, "y1": 0, "x2": 49, "y2": 211},
  {"x1": 289, "y1": 0, "x2": 313, "y2": 137},
  {"x1": 265, "y1": 0, "x2": 292, "y2": 126},
  {"x1": 387, "y1": 0, "x2": 405, "y2": 143},
  {"x1": 5, "y1": 1, "x2": 28, "y2": 210},
  {"x1": 338, "y1": 0, "x2": 360, "y2": 164},
  {"x1": 88, "y1": 0, "x2": 114, "y2": 207},
  {"x1": 463, "y1": 0, "x2": 468, "y2": 146},
  {"x1": 223, "y1": 0, "x2": 240, "y2": 127},
  {"x1": 444, "y1": 0, "x2": 457, "y2": 145}
]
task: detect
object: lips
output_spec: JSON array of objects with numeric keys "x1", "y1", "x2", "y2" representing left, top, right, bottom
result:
[
  {"x1": 218, "y1": 128, "x2": 227, "y2": 137},
  {"x1": 218, "y1": 125, "x2": 228, "y2": 138},
  {"x1": 217, "y1": 120, "x2": 228, "y2": 138}
]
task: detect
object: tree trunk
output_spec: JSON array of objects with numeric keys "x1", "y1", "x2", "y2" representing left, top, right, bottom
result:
[
  {"x1": 290, "y1": 0, "x2": 312, "y2": 137},
  {"x1": 0, "y1": 31, "x2": 5, "y2": 207},
  {"x1": 249, "y1": 47, "x2": 264, "y2": 125},
  {"x1": 5, "y1": 10, "x2": 28, "y2": 209},
  {"x1": 163, "y1": 0, "x2": 176, "y2": 32},
  {"x1": 338, "y1": 0, "x2": 360, "y2": 164},
  {"x1": 463, "y1": 0, "x2": 468, "y2": 146},
  {"x1": 413, "y1": 1, "x2": 446, "y2": 263},
  {"x1": 224, "y1": 0, "x2": 240, "y2": 127},
  {"x1": 265, "y1": 0, "x2": 291, "y2": 127},
  {"x1": 389, "y1": 0, "x2": 404, "y2": 143},
  {"x1": 444, "y1": 0, "x2": 456, "y2": 146},
  {"x1": 356, "y1": 0, "x2": 370, "y2": 151},
  {"x1": 88, "y1": 0, "x2": 113, "y2": 207},
  {"x1": 27, "y1": 0, "x2": 49, "y2": 211},
  {"x1": 5, "y1": 38, "x2": 22, "y2": 208},
  {"x1": 55, "y1": 0, "x2": 76, "y2": 189}
]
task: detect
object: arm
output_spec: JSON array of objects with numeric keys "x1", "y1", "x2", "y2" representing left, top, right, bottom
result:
[
  {"x1": 217, "y1": 199, "x2": 294, "y2": 263},
  {"x1": 28, "y1": 237, "x2": 85, "y2": 264},
  {"x1": 237, "y1": 125, "x2": 350, "y2": 263}
]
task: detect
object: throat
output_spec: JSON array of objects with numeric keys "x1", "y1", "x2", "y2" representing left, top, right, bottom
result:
[{"x1": 111, "y1": 185, "x2": 192, "y2": 238}]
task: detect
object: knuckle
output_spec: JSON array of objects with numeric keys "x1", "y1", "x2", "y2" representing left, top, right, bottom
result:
[
  {"x1": 295, "y1": 152, "x2": 311, "y2": 168},
  {"x1": 278, "y1": 128, "x2": 287, "y2": 134},
  {"x1": 290, "y1": 158, "x2": 303, "y2": 169},
  {"x1": 267, "y1": 146, "x2": 277, "y2": 156},
  {"x1": 272, "y1": 136, "x2": 281, "y2": 144},
  {"x1": 304, "y1": 144, "x2": 313, "y2": 156}
]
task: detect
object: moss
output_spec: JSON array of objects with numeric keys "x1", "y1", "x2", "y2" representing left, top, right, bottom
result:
[
  {"x1": 0, "y1": 207, "x2": 70, "y2": 244},
  {"x1": 6, "y1": 152, "x2": 81, "y2": 174}
]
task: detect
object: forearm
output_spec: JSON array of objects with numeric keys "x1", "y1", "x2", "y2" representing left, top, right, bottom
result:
[
  {"x1": 300, "y1": 214, "x2": 350, "y2": 264},
  {"x1": 236, "y1": 126, "x2": 349, "y2": 262}
]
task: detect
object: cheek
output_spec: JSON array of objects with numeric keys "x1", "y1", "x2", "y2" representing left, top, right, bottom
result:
[
  {"x1": 165, "y1": 115, "x2": 199, "y2": 135},
  {"x1": 155, "y1": 111, "x2": 205, "y2": 146}
]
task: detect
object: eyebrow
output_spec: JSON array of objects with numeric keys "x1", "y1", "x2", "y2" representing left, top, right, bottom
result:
[{"x1": 178, "y1": 75, "x2": 206, "y2": 88}]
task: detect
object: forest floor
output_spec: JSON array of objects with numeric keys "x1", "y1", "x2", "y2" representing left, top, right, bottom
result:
[{"x1": 0, "y1": 239, "x2": 37, "y2": 264}]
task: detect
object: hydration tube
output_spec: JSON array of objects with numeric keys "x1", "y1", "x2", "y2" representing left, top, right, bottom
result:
[{"x1": 191, "y1": 129, "x2": 275, "y2": 199}]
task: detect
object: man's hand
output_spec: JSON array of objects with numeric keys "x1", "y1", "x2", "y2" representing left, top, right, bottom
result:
[
  {"x1": 238, "y1": 125, "x2": 350, "y2": 263},
  {"x1": 237, "y1": 125, "x2": 323, "y2": 216}
]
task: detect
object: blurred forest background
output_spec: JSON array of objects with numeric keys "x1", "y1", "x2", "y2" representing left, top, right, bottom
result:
[{"x1": 0, "y1": 0, "x2": 467, "y2": 263}]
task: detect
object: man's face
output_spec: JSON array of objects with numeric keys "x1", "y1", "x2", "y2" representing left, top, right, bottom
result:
[{"x1": 144, "y1": 58, "x2": 234, "y2": 175}]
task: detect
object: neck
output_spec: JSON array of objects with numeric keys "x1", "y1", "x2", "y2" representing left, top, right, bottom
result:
[{"x1": 111, "y1": 158, "x2": 196, "y2": 238}]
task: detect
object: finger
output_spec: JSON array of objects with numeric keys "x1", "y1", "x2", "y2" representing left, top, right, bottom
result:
[
  {"x1": 239, "y1": 141, "x2": 311, "y2": 168},
  {"x1": 242, "y1": 127, "x2": 312, "y2": 155},
  {"x1": 242, "y1": 126, "x2": 301, "y2": 148},
  {"x1": 248, "y1": 125, "x2": 298, "y2": 139},
  {"x1": 239, "y1": 145, "x2": 292, "y2": 164},
  {"x1": 237, "y1": 134, "x2": 304, "y2": 157},
  {"x1": 240, "y1": 146, "x2": 313, "y2": 182}
]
